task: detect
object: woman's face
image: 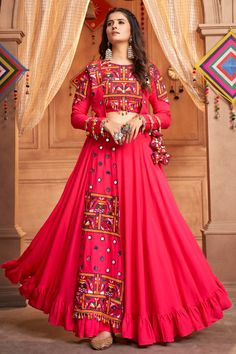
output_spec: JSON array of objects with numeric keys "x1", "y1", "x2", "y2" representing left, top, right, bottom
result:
[{"x1": 106, "y1": 11, "x2": 131, "y2": 45}]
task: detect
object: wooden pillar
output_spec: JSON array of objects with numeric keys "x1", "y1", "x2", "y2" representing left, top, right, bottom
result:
[{"x1": 0, "y1": 29, "x2": 26, "y2": 306}]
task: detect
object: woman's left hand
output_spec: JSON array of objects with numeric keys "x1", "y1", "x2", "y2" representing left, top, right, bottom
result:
[{"x1": 124, "y1": 115, "x2": 143, "y2": 144}]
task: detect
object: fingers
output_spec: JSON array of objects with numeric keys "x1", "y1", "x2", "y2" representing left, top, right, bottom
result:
[
  {"x1": 127, "y1": 125, "x2": 140, "y2": 143},
  {"x1": 127, "y1": 129, "x2": 134, "y2": 143},
  {"x1": 124, "y1": 133, "x2": 129, "y2": 144},
  {"x1": 114, "y1": 131, "x2": 122, "y2": 144},
  {"x1": 107, "y1": 118, "x2": 142, "y2": 145},
  {"x1": 113, "y1": 129, "x2": 126, "y2": 145},
  {"x1": 133, "y1": 127, "x2": 139, "y2": 140},
  {"x1": 106, "y1": 121, "x2": 124, "y2": 144}
]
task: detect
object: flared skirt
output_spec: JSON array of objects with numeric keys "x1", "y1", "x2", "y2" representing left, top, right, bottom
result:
[{"x1": 1, "y1": 132, "x2": 232, "y2": 345}]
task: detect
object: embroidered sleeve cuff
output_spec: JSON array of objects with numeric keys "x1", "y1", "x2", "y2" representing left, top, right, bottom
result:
[
  {"x1": 85, "y1": 117, "x2": 109, "y2": 140},
  {"x1": 139, "y1": 114, "x2": 161, "y2": 134}
]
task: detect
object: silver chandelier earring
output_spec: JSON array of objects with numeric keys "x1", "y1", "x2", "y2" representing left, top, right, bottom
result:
[
  {"x1": 105, "y1": 41, "x2": 112, "y2": 61},
  {"x1": 128, "y1": 37, "x2": 134, "y2": 59}
]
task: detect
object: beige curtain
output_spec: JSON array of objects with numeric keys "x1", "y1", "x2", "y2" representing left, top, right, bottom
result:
[
  {"x1": 15, "y1": 0, "x2": 90, "y2": 134},
  {"x1": 143, "y1": 0, "x2": 205, "y2": 111}
]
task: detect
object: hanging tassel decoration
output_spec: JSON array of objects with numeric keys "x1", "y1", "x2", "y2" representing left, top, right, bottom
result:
[
  {"x1": 205, "y1": 81, "x2": 209, "y2": 104},
  {"x1": 214, "y1": 95, "x2": 220, "y2": 119},
  {"x1": 178, "y1": 84, "x2": 184, "y2": 93},
  {"x1": 169, "y1": 85, "x2": 174, "y2": 94},
  {"x1": 229, "y1": 104, "x2": 236, "y2": 129},
  {"x1": 192, "y1": 67, "x2": 197, "y2": 87},
  {"x1": 140, "y1": 1, "x2": 145, "y2": 34},
  {"x1": 26, "y1": 71, "x2": 30, "y2": 94},
  {"x1": 3, "y1": 98, "x2": 8, "y2": 120},
  {"x1": 13, "y1": 89, "x2": 18, "y2": 110},
  {"x1": 174, "y1": 81, "x2": 179, "y2": 100},
  {"x1": 91, "y1": 31, "x2": 96, "y2": 45},
  {"x1": 69, "y1": 83, "x2": 73, "y2": 96},
  {"x1": 167, "y1": 67, "x2": 184, "y2": 100}
]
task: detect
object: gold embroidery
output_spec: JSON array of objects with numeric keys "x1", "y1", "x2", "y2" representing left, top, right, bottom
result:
[
  {"x1": 82, "y1": 192, "x2": 120, "y2": 236},
  {"x1": 73, "y1": 272, "x2": 124, "y2": 327}
]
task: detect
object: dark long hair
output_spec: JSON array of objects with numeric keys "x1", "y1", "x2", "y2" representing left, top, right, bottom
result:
[{"x1": 99, "y1": 7, "x2": 150, "y2": 91}]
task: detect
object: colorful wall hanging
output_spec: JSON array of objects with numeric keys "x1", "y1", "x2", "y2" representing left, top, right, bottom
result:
[
  {"x1": 0, "y1": 43, "x2": 28, "y2": 119},
  {"x1": 0, "y1": 43, "x2": 28, "y2": 101},
  {"x1": 85, "y1": 0, "x2": 112, "y2": 31},
  {"x1": 194, "y1": 29, "x2": 236, "y2": 128},
  {"x1": 167, "y1": 67, "x2": 184, "y2": 100},
  {"x1": 85, "y1": 0, "x2": 112, "y2": 46}
]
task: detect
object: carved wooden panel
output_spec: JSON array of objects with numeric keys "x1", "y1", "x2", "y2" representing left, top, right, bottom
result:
[
  {"x1": 19, "y1": 125, "x2": 39, "y2": 150},
  {"x1": 168, "y1": 178, "x2": 205, "y2": 235},
  {"x1": 48, "y1": 99, "x2": 85, "y2": 149},
  {"x1": 19, "y1": 181, "x2": 67, "y2": 251}
]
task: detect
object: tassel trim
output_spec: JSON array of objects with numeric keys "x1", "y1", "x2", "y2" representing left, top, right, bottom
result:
[{"x1": 73, "y1": 310, "x2": 121, "y2": 329}]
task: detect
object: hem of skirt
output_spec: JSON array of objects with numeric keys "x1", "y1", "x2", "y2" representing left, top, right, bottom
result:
[
  {"x1": 1, "y1": 262, "x2": 233, "y2": 345},
  {"x1": 1, "y1": 261, "x2": 121, "y2": 338},
  {"x1": 121, "y1": 285, "x2": 233, "y2": 345}
]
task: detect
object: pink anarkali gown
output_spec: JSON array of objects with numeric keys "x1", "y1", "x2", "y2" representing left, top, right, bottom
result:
[{"x1": 1, "y1": 60, "x2": 232, "y2": 345}]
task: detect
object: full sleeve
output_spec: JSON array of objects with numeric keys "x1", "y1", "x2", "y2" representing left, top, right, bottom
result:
[
  {"x1": 71, "y1": 68, "x2": 106, "y2": 138},
  {"x1": 141, "y1": 64, "x2": 171, "y2": 133}
]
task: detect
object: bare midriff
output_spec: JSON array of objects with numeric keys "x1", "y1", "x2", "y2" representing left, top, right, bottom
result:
[{"x1": 106, "y1": 111, "x2": 138, "y2": 125}]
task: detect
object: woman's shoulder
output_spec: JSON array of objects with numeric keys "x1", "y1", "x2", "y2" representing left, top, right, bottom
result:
[
  {"x1": 86, "y1": 58, "x2": 103, "y2": 71},
  {"x1": 148, "y1": 62, "x2": 169, "y2": 101},
  {"x1": 76, "y1": 59, "x2": 101, "y2": 76},
  {"x1": 148, "y1": 62, "x2": 162, "y2": 80},
  {"x1": 70, "y1": 59, "x2": 102, "y2": 88},
  {"x1": 70, "y1": 68, "x2": 89, "y2": 89}
]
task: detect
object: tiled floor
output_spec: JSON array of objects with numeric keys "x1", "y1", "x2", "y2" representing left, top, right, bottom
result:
[{"x1": 0, "y1": 303, "x2": 235, "y2": 354}]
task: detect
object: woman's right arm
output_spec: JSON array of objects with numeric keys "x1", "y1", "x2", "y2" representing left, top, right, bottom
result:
[
  {"x1": 71, "y1": 68, "x2": 106, "y2": 138},
  {"x1": 71, "y1": 68, "x2": 126, "y2": 143}
]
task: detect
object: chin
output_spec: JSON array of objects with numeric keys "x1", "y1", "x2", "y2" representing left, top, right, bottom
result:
[{"x1": 109, "y1": 38, "x2": 129, "y2": 45}]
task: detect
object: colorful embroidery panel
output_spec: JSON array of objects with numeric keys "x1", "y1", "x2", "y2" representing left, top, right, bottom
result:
[
  {"x1": 75, "y1": 185, "x2": 124, "y2": 326},
  {"x1": 101, "y1": 62, "x2": 142, "y2": 113},
  {"x1": 82, "y1": 192, "x2": 120, "y2": 236},
  {"x1": 156, "y1": 75, "x2": 169, "y2": 102},
  {"x1": 71, "y1": 60, "x2": 169, "y2": 111},
  {"x1": 72, "y1": 70, "x2": 89, "y2": 104},
  {"x1": 149, "y1": 63, "x2": 169, "y2": 103},
  {"x1": 73, "y1": 272, "x2": 124, "y2": 327}
]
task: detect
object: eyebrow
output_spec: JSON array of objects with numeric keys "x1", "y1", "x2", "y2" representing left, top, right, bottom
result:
[{"x1": 107, "y1": 18, "x2": 126, "y2": 22}]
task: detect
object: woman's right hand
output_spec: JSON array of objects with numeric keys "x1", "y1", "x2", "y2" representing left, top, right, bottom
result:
[{"x1": 103, "y1": 119, "x2": 124, "y2": 145}]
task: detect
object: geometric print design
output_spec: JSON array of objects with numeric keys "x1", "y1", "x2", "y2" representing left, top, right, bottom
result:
[
  {"x1": 149, "y1": 63, "x2": 169, "y2": 103},
  {"x1": 102, "y1": 63, "x2": 143, "y2": 113},
  {"x1": 195, "y1": 30, "x2": 236, "y2": 104},
  {"x1": 73, "y1": 272, "x2": 124, "y2": 327},
  {"x1": 72, "y1": 70, "x2": 89, "y2": 104},
  {"x1": 82, "y1": 192, "x2": 120, "y2": 237},
  {"x1": 0, "y1": 43, "x2": 27, "y2": 101}
]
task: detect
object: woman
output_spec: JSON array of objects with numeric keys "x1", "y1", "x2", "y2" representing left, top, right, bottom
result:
[{"x1": 1, "y1": 7, "x2": 232, "y2": 351}]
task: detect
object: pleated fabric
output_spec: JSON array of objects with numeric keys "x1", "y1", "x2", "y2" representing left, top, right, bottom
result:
[{"x1": 1, "y1": 132, "x2": 232, "y2": 345}]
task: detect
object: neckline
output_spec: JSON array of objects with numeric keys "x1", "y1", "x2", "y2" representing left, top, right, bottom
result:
[{"x1": 107, "y1": 61, "x2": 133, "y2": 67}]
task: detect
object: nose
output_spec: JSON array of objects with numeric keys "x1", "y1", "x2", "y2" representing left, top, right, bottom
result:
[{"x1": 112, "y1": 23, "x2": 117, "y2": 30}]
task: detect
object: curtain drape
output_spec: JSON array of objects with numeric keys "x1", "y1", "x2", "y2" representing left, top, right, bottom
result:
[
  {"x1": 15, "y1": 0, "x2": 205, "y2": 133},
  {"x1": 15, "y1": 0, "x2": 90, "y2": 134},
  {"x1": 143, "y1": 0, "x2": 205, "y2": 111}
]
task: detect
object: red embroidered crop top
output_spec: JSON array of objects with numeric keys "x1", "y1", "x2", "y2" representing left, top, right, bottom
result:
[
  {"x1": 71, "y1": 59, "x2": 171, "y2": 138},
  {"x1": 101, "y1": 62, "x2": 142, "y2": 114}
]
